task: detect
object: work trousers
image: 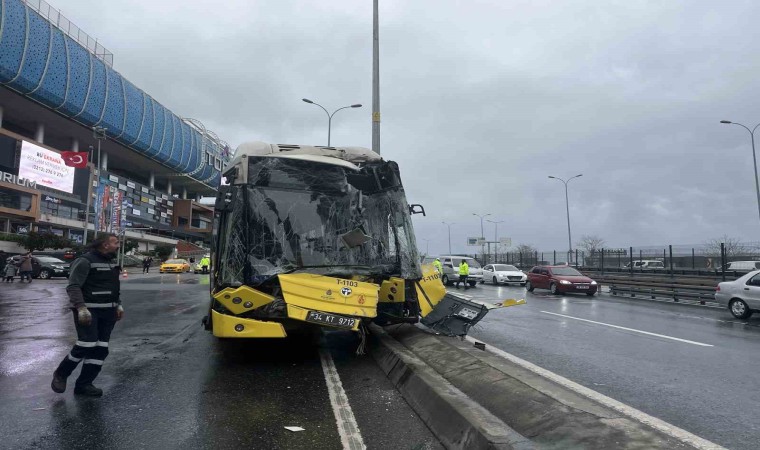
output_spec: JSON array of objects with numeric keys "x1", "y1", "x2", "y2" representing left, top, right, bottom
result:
[
  {"x1": 55, "y1": 308, "x2": 117, "y2": 387},
  {"x1": 456, "y1": 274, "x2": 469, "y2": 289}
]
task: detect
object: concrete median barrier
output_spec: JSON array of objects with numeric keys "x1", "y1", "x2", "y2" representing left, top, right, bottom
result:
[
  {"x1": 368, "y1": 323, "x2": 533, "y2": 450},
  {"x1": 368, "y1": 323, "x2": 722, "y2": 450}
]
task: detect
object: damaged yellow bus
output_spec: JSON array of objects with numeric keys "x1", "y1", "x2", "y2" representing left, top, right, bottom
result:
[{"x1": 203, "y1": 142, "x2": 491, "y2": 339}]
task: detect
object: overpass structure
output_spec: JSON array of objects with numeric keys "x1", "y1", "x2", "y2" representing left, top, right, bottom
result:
[{"x1": 0, "y1": 0, "x2": 230, "y2": 250}]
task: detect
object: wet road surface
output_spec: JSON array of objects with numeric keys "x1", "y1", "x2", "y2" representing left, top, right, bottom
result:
[
  {"x1": 460, "y1": 280, "x2": 760, "y2": 450},
  {"x1": 0, "y1": 274, "x2": 441, "y2": 450}
]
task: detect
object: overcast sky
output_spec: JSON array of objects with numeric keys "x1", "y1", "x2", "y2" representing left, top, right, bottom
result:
[{"x1": 57, "y1": 0, "x2": 760, "y2": 255}]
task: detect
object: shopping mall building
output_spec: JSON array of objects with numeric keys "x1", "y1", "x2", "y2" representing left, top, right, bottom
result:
[{"x1": 0, "y1": 0, "x2": 229, "y2": 252}]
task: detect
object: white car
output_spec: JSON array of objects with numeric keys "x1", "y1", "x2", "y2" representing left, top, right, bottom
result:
[
  {"x1": 715, "y1": 270, "x2": 760, "y2": 319},
  {"x1": 482, "y1": 264, "x2": 527, "y2": 286}
]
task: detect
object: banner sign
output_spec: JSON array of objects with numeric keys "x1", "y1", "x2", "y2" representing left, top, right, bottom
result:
[{"x1": 18, "y1": 141, "x2": 75, "y2": 193}]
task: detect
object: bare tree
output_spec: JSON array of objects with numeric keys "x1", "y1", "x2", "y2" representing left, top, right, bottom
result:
[
  {"x1": 576, "y1": 235, "x2": 606, "y2": 256},
  {"x1": 703, "y1": 235, "x2": 748, "y2": 258},
  {"x1": 514, "y1": 243, "x2": 537, "y2": 255}
]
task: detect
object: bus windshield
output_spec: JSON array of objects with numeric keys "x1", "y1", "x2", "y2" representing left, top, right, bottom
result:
[{"x1": 215, "y1": 157, "x2": 422, "y2": 285}]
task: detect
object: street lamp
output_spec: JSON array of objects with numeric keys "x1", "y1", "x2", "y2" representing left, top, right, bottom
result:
[
  {"x1": 302, "y1": 98, "x2": 362, "y2": 147},
  {"x1": 472, "y1": 213, "x2": 491, "y2": 260},
  {"x1": 548, "y1": 174, "x2": 583, "y2": 263},
  {"x1": 720, "y1": 120, "x2": 760, "y2": 227},
  {"x1": 422, "y1": 238, "x2": 430, "y2": 256},
  {"x1": 486, "y1": 219, "x2": 504, "y2": 263},
  {"x1": 442, "y1": 221, "x2": 454, "y2": 255}
]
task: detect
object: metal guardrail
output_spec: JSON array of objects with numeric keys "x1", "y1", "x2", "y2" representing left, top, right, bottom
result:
[
  {"x1": 601, "y1": 277, "x2": 719, "y2": 305},
  {"x1": 22, "y1": 0, "x2": 114, "y2": 67}
]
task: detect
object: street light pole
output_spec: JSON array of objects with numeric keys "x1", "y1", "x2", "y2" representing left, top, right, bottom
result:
[
  {"x1": 93, "y1": 126, "x2": 107, "y2": 239},
  {"x1": 720, "y1": 120, "x2": 760, "y2": 226},
  {"x1": 486, "y1": 219, "x2": 504, "y2": 263},
  {"x1": 472, "y1": 213, "x2": 491, "y2": 260},
  {"x1": 442, "y1": 221, "x2": 454, "y2": 254},
  {"x1": 302, "y1": 99, "x2": 362, "y2": 147},
  {"x1": 548, "y1": 174, "x2": 583, "y2": 263}
]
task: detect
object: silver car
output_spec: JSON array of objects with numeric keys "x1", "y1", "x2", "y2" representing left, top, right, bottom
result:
[{"x1": 715, "y1": 270, "x2": 760, "y2": 319}]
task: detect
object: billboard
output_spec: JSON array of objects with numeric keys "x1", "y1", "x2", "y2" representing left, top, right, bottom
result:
[{"x1": 18, "y1": 141, "x2": 76, "y2": 193}]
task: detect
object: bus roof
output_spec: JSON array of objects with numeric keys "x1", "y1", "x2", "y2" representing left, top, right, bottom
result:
[{"x1": 230, "y1": 141, "x2": 381, "y2": 168}]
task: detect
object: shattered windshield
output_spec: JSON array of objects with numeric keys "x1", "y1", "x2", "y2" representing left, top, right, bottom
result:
[{"x1": 216, "y1": 157, "x2": 422, "y2": 285}]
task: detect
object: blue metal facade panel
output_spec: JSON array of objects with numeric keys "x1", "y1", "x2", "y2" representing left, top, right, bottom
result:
[
  {"x1": 0, "y1": 0, "x2": 25, "y2": 82},
  {"x1": 178, "y1": 122, "x2": 192, "y2": 170},
  {"x1": 184, "y1": 127, "x2": 199, "y2": 172},
  {"x1": 99, "y1": 66, "x2": 125, "y2": 134},
  {"x1": 58, "y1": 38, "x2": 90, "y2": 116},
  {"x1": 158, "y1": 107, "x2": 174, "y2": 163},
  {"x1": 134, "y1": 94, "x2": 153, "y2": 152},
  {"x1": 78, "y1": 55, "x2": 106, "y2": 124},
  {"x1": 119, "y1": 80, "x2": 142, "y2": 145},
  {"x1": 149, "y1": 99, "x2": 165, "y2": 157},
  {"x1": 168, "y1": 114, "x2": 182, "y2": 169},
  {"x1": 15, "y1": 9, "x2": 48, "y2": 93},
  {"x1": 33, "y1": 28, "x2": 67, "y2": 108},
  {"x1": 0, "y1": 0, "x2": 225, "y2": 187}
]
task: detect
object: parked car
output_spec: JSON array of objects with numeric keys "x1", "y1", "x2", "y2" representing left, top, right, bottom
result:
[
  {"x1": 721, "y1": 261, "x2": 760, "y2": 273},
  {"x1": 437, "y1": 255, "x2": 483, "y2": 287},
  {"x1": 715, "y1": 270, "x2": 760, "y2": 319},
  {"x1": 622, "y1": 260, "x2": 665, "y2": 270},
  {"x1": 159, "y1": 258, "x2": 191, "y2": 274},
  {"x1": 525, "y1": 265, "x2": 597, "y2": 296},
  {"x1": 482, "y1": 264, "x2": 527, "y2": 285},
  {"x1": 5, "y1": 255, "x2": 70, "y2": 279}
]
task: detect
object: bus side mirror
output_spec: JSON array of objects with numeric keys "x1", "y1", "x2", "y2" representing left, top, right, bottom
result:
[
  {"x1": 409, "y1": 204, "x2": 426, "y2": 216},
  {"x1": 215, "y1": 186, "x2": 237, "y2": 212}
]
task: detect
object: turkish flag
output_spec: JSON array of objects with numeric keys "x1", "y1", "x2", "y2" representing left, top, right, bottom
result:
[{"x1": 61, "y1": 151, "x2": 88, "y2": 168}]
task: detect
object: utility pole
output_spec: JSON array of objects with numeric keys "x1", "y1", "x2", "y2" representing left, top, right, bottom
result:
[
  {"x1": 487, "y1": 219, "x2": 504, "y2": 264},
  {"x1": 372, "y1": 0, "x2": 380, "y2": 155},
  {"x1": 93, "y1": 126, "x2": 107, "y2": 239},
  {"x1": 82, "y1": 145, "x2": 94, "y2": 246},
  {"x1": 548, "y1": 174, "x2": 582, "y2": 263},
  {"x1": 472, "y1": 213, "x2": 490, "y2": 262},
  {"x1": 442, "y1": 221, "x2": 454, "y2": 255}
]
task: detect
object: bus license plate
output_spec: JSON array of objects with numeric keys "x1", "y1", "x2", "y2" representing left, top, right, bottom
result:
[
  {"x1": 456, "y1": 307, "x2": 480, "y2": 320},
  {"x1": 306, "y1": 311, "x2": 357, "y2": 328}
]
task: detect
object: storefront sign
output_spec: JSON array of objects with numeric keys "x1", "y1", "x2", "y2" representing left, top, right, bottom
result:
[
  {"x1": 0, "y1": 170, "x2": 37, "y2": 189},
  {"x1": 44, "y1": 195, "x2": 61, "y2": 204}
]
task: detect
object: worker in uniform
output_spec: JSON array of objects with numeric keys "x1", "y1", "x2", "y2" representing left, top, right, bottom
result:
[
  {"x1": 455, "y1": 259, "x2": 469, "y2": 289},
  {"x1": 200, "y1": 255, "x2": 210, "y2": 274},
  {"x1": 51, "y1": 234, "x2": 123, "y2": 397},
  {"x1": 432, "y1": 258, "x2": 443, "y2": 281}
]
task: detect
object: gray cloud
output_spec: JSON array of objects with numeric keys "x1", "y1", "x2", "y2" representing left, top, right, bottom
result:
[{"x1": 58, "y1": 0, "x2": 760, "y2": 254}]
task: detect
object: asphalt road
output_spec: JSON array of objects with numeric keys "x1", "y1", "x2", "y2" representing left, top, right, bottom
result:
[
  {"x1": 0, "y1": 274, "x2": 441, "y2": 450},
  {"x1": 460, "y1": 280, "x2": 760, "y2": 450}
]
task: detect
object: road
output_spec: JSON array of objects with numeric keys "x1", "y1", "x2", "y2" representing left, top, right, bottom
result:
[
  {"x1": 462, "y1": 280, "x2": 760, "y2": 450},
  {"x1": 0, "y1": 274, "x2": 441, "y2": 450}
]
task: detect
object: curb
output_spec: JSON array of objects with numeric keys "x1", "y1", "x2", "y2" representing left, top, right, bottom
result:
[{"x1": 367, "y1": 323, "x2": 534, "y2": 450}]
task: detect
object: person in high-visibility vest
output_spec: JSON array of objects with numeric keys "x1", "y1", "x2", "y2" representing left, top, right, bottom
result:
[
  {"x1": 199, "y1": 256, "x2": 210, "y2": 274},
  {"x1": 455, "y1": 259, "x2": 469, "y2": 289},
  {"x1": 432, "y1": 258, "x2": 443, "y2": 276}
]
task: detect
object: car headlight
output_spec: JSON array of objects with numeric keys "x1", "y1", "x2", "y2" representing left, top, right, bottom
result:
[
  {"x1": 559, "y1": 280, "x2": 571, "y2": 285},
  {"x1": 591, "y1": 281, "x2": 597, "y2": 285}
]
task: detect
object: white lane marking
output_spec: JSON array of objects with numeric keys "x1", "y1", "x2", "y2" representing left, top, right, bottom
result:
[
  {"x1": 464, "y1": 336, "x2": 726, "y2": 450},
  {"x1": 319, "y1": 349, "x2": 366, "y2": 450},
  {"x1": 541, "y1": 311, "x2": 714, "y2": 347}
]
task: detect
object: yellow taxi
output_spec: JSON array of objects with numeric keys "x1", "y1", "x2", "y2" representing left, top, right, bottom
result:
[{"x1": 159, "y1": 258, "x2": 191, "y2": 274}]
